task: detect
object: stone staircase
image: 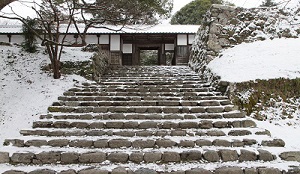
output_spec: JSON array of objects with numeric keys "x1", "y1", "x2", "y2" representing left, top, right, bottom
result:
[{"x1": 0, "y1": 66, "x2": 299, "y2": 174}]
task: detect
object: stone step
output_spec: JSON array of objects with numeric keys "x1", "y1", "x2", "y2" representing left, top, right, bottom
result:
[
  {"x1": 40, "y1": 112, "x2": 243, "y2": 120},
  {"x1": 66, "y1": 87, "x2": 213, "y2": 93},
  {"x1": 101, "y1": 75, "x2": 204, "y2": 82},
  {"x1": 57, "y1": 95, "x2": 229, "y2": 102},
  {"x1": 0, "y1": 147, "x2": 279, "y2": 165},
  {"x1": 4, "y1": 135, "x2": 280, "y2": 149},
  {"x1": 98, "y1": 81, "x2": 207, "y2": 85},
  {"x1": 62, "y1": 91, "x2": 222, "y2": 97},
  {"x1": 74, "y1": 83, "x2": 212, "y2": 88},
  {"x1": 52, "y1": 100, "x2": 231, "y2": 107},
  {"x1": 31, "y1": 119, "x2": 257, "y2": 130},
  {"x1": 0, "y1": 166, "x2": 294, "y2": 174},
  {"x1": 47, "y1": 105, "x2": 235, "y2": 114},
  {"x1": 19, "y1": 127, "x2": 271, "y2": 140}
]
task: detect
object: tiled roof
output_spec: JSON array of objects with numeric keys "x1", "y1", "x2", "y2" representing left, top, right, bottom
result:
[{"x1": 0, "y1": 24, "x2": 200, "y2": 34}]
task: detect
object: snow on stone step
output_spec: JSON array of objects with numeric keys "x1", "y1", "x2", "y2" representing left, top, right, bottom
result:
[
  {"x1": 0, "y1": 65, "x2": 299, "y2": 173},
  {"x1": 57, "y1": 95, "x2": 229, "y2": 102}
]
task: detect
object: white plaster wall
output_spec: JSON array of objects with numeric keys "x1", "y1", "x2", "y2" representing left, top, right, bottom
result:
[
  {"x1": 100, "y1": 35, "x2": 109, "y2": 44},
  {"x1": 0, "y1": 35, "x2": 9, "y2": 43},
  {"x1": 123, "y1": 44, "x2": 132, "y2": 53},
  {"x1": 61, "y1": 35, "x2": 76, "y2": 44},
  {"x1": 11, "y1": 35, "x2": 23, "y2": 43},
  {"x1": 110, "y1": 35, "x2": 120, "y2": 51},
  {"x1": 86, "y1": 35, "x2": 98, "y2": 44},
  {"x1": 177, "y1": 34, "x2": 188, "y2": 46}
]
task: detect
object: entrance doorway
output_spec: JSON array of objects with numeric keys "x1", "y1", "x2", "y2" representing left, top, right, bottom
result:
[{"x1": 139, "y1": 47, "x2": 160, "y2": 66}]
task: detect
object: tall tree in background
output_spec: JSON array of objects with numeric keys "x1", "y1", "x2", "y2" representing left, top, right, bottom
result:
[
  {"x1": 260, "y1": 0, "x2": 277, "y2": 7},
  {"x1": 170, "y1": 0, "x2": 223, "y2": 25}
]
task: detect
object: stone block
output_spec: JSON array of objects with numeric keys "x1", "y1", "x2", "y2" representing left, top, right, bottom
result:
[
  {"x1": 213, "y1": 121, "x2": 229, "y2": 128},
  {"x1": 239, "y1": 149, "x2": 257, "y2": 162},
  {"x1": 58, "y1": 169, "x2": 77, "y2": 174},
  {"x1": 244, "y1": 168, "x2": 258, "y2": 174},
  {"x1": 262, "y1": 139, "x2": 285, "y2": 147},
  {"x1": 25, "y1": 140, "x2": 48, "y2": 147},
  {"x1": 109, "y1": 139, "x2": 131, "y2": 148},
  {"x1": 78, "y1": 168, "x2": 109, "y2": 174},
  {"x1": 124, "y1": 121, "x2": 139, "y2": 129},
  {"x1": 241, "y1": 120, "x2": 256, "y2": 128},
  {"x1": 48, "y1": 139, "x2": 69, "y2": 147},
  {"x1": 11, "y1": 152, "x2": 34, "y2": 164},
  {"x1": 139, "y1": 121, "x2": 158, "y2": 129},
  {"x1": 28, "y1": 169, "x2": 56, "y2": 174},
  {"x1": 112, "y1": 167, "x2": 127, "y2": 174},
  {"x1": 257, "y1": 168, "x2": 281, "y2": 174},
  {"x1": 213, "y1": 139, "x2": 231, "y2": 147},
  {"x1": 156, "y1": 139, "x2": 176, "y2": 148},
  {"x1": 179, "y1": 122, "x2": 199, "y2": 129},
  {"x1": 69, "y1": 140, "x2": 93, "y2": 148},
  {"x1": 162, "y1": 121, "x2": 179, "y2": 129},
  {"x1": 61, "y1": 152, "x2": 79, "y2": 164},
  {"x1": 179, "y1": 140, "x2": 195, "y2": 147},
  {"x1": 129, "y1": 152, "x2": 144, "y2": 163},
  {"x1": 89, "y1": 122, "x2": 105, "y2": 129},
  {"x1": 228, "y1": 130, "x2": 251, "y2": 136},
  {"x1": 219, "y1": 150, "x2": 238, "y2": 162},
  {"x1": 162, "y1": 152, "x2": 180, "y2": 163},
  {"x1": 199, "y1": 120, "x2": 213, "y2": 129},
  {"x1": 0, "y1": 152, "x2": 10, "y2": 163},
  {"x1": 132, "y1": 140, "x2": 155, "y2": 148},
  {"x1": 203, "y1": 150, "x2": 220, "y2": 162},
  {"x1": 33, "y1": 151, "x2": 61, "y2": 164},
  {"x1": 206, "y1": 130, "x2": 226, "y2": 136},
  {"x1": 186, "y1": 168, "x2": 213, "y2": 174},
  {"x1": 94, "y1": 139, "x2": 108, "y2": 148},
  {"x1": 144, "y1": 152, "x2": 162, "y2": 163},
  {"x1": 106, "y1": 122, "x2": 124, "y2": 129},
  {"x1": 79, "y1": 152, "x2": 106, "y2": 163},
  {"x1": 280, "y1": 151, "x2": 300, "y2": 162},
  {"x1": 258, "y1": 150, "x2": 274, "y2": 161},
  {"x1": 215, "y1": 167, "x2": 243, "y2": 174},
  {"x1": 195, "y1": 139, "x2": 212, "y2": 147},
  {"x1": 170, "y1": 130, "x2": 186, "y2": 136},
  {"x1": 107, "y1": 152, "x2": 129, "y2": 163},
  {"x1": 180, "y1": 150, "x2": 202, "y2": 161},
  {"x1": 135, "y1": 168, "x2": 158, "y2": 174}
]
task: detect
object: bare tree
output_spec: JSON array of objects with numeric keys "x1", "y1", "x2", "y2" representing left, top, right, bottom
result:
[
  {"x1": 0, "y1": 0, "x2": 16, "y2": 10},
  {"x1": 0, "y1": 0, "x2": 173, "y2": 79},
  {"x1": 72, "y1": 0, "x2": 173, "y2": 45}
]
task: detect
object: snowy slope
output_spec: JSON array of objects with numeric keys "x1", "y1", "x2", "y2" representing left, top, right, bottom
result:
[
  {"x1": 207, "y1": 38, "x2": 300, "y2": 82},
  {"x1": 0, "y1": 45, "x2": 92, "y2": 144}
]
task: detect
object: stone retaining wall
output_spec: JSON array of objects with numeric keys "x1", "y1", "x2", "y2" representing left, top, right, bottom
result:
[
  {"x1": 189, "y1": 4, "x2": 300, "y2": 83},
  {"x1": 92, "y1": 48, "x2": 110, "y2": 82}
]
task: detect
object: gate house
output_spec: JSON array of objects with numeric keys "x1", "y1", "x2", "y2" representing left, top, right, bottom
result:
[{"x1": 0, "y1": 25, "x2": 199, "y2": 66}]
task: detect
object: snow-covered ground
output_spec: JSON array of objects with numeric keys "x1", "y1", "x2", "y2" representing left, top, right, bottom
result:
[
  {"x1": 208, "y1": 38, "x2": 300, "y2": 83},
  {"x1": 0, "y1": 45, "x2": 93, "y2": 145}
]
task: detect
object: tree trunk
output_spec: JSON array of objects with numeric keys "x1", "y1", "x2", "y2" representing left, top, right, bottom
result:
[
  {"x1": 0, "y1": 0, "x2": 16, "y2": 10},
  {"x1": 52, "y1": 59, "x2": 61, "y2": 79}
]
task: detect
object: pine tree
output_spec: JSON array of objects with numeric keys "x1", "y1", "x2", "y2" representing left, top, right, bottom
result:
[
  {"x1": 261, "y1": 0, "x2": 277, "y2": 7},
  {"x1": 21, "y1": 18, "x2": 38, "y2": 53}
]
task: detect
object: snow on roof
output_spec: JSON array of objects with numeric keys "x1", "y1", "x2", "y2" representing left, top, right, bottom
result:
[{"x1": 0, "y1": 24, "x2": 200, "y2": 34}]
